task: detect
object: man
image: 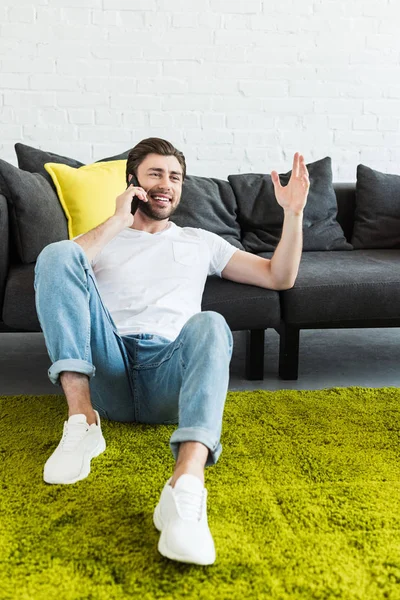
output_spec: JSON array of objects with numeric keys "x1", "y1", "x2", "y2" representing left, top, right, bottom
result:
[{"x1": 34, "y1": 137, "x2": 310, "y2": 566}]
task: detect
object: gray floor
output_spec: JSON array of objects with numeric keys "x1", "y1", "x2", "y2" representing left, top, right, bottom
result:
[{"x1": 1, "y1": 328, "x2": 399, "y2": 395}]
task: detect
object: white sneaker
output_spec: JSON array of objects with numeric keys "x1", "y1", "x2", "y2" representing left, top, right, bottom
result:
[
  {"x1": 43, "y1": 410, "x2": 106, "y2": 485},
  {"x1": 153, "y1": 474, "x2": 216, "y2": 565}
]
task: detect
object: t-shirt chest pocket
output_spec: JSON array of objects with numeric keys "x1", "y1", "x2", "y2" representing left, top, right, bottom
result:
[{"x1": 172, "y1": 241, "x2": 200, "y2": 266}]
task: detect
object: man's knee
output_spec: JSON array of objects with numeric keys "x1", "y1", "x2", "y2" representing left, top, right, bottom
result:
[
  {"x1": 36, "y1": 240, "x2": 81, "y2": 269},
  {"x1": 187, "y1": 311, "x2": 233, "y2": 346}
]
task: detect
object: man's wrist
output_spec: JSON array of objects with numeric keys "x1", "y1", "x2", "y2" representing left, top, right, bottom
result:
[{"x1": 283, "y1": 208, "x2": 304, "y2": 218}]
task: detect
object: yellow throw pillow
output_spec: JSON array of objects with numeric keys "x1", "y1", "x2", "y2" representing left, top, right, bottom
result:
[{"x1": 44, "y1": 160, "x2": 127, "y2": 239}]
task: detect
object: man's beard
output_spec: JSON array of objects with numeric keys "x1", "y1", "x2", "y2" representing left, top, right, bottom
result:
[{"x1": 138, "y1": 199, "x2": 178, "y2": 221}]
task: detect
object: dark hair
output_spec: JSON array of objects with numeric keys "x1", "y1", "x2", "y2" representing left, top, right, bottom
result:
[{"x1": 125, "y1": 137, "x2": 186, "y2": 186}]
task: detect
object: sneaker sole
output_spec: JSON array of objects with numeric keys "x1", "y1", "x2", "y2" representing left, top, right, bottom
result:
[
  {"x1": 43, "y1": 436, "x2": 106, "y2": 485},
  {"x1": 153, "y1": 505, "x2": 215, "y2": 566}
]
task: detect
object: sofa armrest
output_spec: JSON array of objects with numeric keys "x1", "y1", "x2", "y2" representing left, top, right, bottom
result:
[{"x1": 0, "y1": 194, "x2": 9, "y2": 319}]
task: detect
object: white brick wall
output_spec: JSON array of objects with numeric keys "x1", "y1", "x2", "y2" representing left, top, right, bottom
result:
[{"x1": 0, "y1": 1, "x2": 399, "y2": 180}]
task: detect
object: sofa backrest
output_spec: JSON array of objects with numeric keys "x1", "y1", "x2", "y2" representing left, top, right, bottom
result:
[{"x1": 334, "y1": 183, "x2": 356, "y2": 244}]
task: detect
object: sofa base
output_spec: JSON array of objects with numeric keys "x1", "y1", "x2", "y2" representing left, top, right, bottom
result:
[
  {"x1": 245, "y1": 329, "x2": 265, "y2": 380},
  {"x1": 277, "y1": 319, "x2": 400, "y2": 381}
]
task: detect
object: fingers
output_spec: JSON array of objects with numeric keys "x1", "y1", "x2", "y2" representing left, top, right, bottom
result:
[
  {"x1": 271, "y1": 170, "x2": 282, "y2": 189},
  {"x1": 293, "y1": 152, "x2": 300, "y2": 177},
  {"x1": 128, "y1": 184, "x2": 148, "y2": 201}
]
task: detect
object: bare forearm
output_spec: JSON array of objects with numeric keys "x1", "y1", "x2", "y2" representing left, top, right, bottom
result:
[
  {"x1": 270, "y1": 210, "x2": 303, "y2": 289},
  {"x1": 73, "y1": 215, "x2": 127, "y2": 263}
]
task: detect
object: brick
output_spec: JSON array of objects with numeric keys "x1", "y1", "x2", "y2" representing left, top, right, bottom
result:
[
  {"x1": 163, "y1": 61, "x2": 206, "y2": 78},
  {"x1": 234, "y1": 130, "x2": 280, "y2": 147},
  {"x1": 210, "y1": 0, "x2": 261, "y2": 13},
  {"x1": 8, "y1": 6, "x2": 35, "y2": 22},
  {"x1": 30, "y1": 74, "x2": 81, "y2": 91},
  {"x1": 111, "y1": 95, "x2": 161, "y2": 110},
  {"x1": 350, "y1": 49, "x2": 398, "y2": 65},
  {"x1": 387, "y1": 86, "x2": 400, "y2": 99},
  {"x1": 0, "y1": 125, "x2": 23, "y2": 140},
  {"x1": 35, "y1": 7, "x2": 63, "y2": 23},
  {"x1": 378, "y1": 117, "x2": 399, "y2": 131},
  {"x1": 157, "y1": 0, "x2": 209, "y2": 11},
  {"x1": 335, "y1": 131, "x2": 385, "y2": 147},
  {"x1": 60, "y1": 7, "x2": 91, "y2": 24},
  {"x1": 37, "y1": 41, "x2": 91, "y2": 59},
  {"x1": 162, "y1": 95, "x2": 212, "y2": 111},
  {"x1": 172, "y1": 13, "x2": 198, "y2": 28},
  {"x1": 383, "y1": 133, "x2": 400, "y2": 147},
  {"x1": 84, "y1": 76, "x2": 136, "y2": 94},
  {"x1": 68, "y1": 109, "x2": 95, "y2": 125},
  {"x1": 190, "y1": 79, "x2": 238, "y2": 95},
  {"x1": 328, "y1": 116, "x2": 352, "y2": 130},
  {"x1": 175, "y1": 112, "x2": 201, "y2": 128},
  {"x1": 184, "y1": 130, "x2": 233, "y2": 145},
  {"x1": 365, "y1": 99, "x2": 400, "y2": 116},
  {"x1": 223, "y1": 14, "x2": 251, "y2": 29},
  {"x1": 353, "y1": 115, "x2": 377, "y2": 130},
  {"x1": 56, "y1": 59, "x2": 110, "y2": 77},
  {"x1": 149, "y1": 112, "x2": 174, "y2": 128},
  {"x1": 78, "y1": 126, "x2": 133, "y2": 143},
  {"x1": 201, "y1": 113, "x2": 225, "y2": 129},
  {"x1": 23, "y1": 124, "x2": 77, "y2": 142},
  {"x1": 314, "y1": 99, "x2": 363, "y2": 115},
  {"x1": 140, "y1": 78, "x2": 188, "y2": 95},
  {"x1": 91, "y1": 44, "x2": 142, "y2": 60},
  {"x1": 113, "y1": 61, "x2": 161, "y2": 77},
  {"x1": 121, "y1": 112, "x2": 147, "y2": 128},
  {"x1": 3, "y1": 90, "x2": 56, "y2": 107},
  {"x1": 0, "y1": 107, "x2": 14, "y2": 123},
  {"x1": 239, "y1": 80, "x2": 288, "y2": 97},
  {"x1": 1, "y1": 74, "x2": 30, "y2": 89},
  {"x1": 95, "y1": 110, "x2": 123, "y2": 126},
  {"x1": 50, "y1": 0, "x2": 101, "y2": 7},
  {"x1": 103, "y1": 0, "x2": 156, "y2": 9},
  {"x1": 290, "y1": 81, "x2": 340, "y2": 98},
  {"x1": 57, "y1": 91, "x2": 109, "y2": 108},
  {"x1": 91, "y1": 10, "x2": 120, "y2": 25},
  {"x1": 38, "y1": 108, "x2": 68, "y2": 125}
]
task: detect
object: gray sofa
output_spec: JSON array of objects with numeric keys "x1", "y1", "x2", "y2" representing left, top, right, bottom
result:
[{"x1": 1, "y1": 144, "x2": 400, "y2": 380}]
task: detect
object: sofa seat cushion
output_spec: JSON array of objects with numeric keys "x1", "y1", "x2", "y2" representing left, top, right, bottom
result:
[
  {"x1": 3, "y1": 263, "x2": 40, "y2": 331},
  {"x1": 271, "y1": 250, "x2": 400, "y2": 324},
  {"x1": 2, "y1": 266, "x2": 280, "y2": 333},
  {"x1": 202, "y1": 276, "x2": 280, "y2": 329}
]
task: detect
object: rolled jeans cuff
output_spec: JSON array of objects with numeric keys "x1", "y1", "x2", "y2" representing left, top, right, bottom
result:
[
  {"x1": 169, "y1": 426, "x2": 222, "y2": 467},
  {"x1": 48, "y1": 358, "x2": 96, "y2": 386}
]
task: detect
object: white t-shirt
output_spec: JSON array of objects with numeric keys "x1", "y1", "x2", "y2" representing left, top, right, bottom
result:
[{"x1": 74, "y1": 222, "x2": 237, "y2": 341}]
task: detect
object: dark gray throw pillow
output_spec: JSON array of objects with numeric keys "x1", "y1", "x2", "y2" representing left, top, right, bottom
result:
[
  {"x1": 351, "y1": 164, "x2": 400, "y2": 249},
  {"x1": 228, "y1": 157, "x2": 352, "y2": 252},
  {"x1": 15, "y1": 143, "x2": 131, "y2": 189},
  {"x1": 170, "y1": 174, "x2": 244, "y2": 249},
  {"x1": 0, "y1": 159, "x2": 68, "y2": 264}
]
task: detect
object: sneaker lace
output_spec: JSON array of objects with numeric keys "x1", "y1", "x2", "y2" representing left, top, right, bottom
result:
[
  {"x1": 175, "y1": 489, "x2": 204, "y2": 521},
  {"x1": 61, "y1": 422, "x2": 90, "y2": 452}
]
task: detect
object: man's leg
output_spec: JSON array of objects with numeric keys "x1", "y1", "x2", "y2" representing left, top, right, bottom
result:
[
  {"x1": 60, "y1": 372, "x2": 96, "y2": 425},
  {"x1": 134, "y1": 311, "x2": 233, "y2": 565},
  {"x1": 171, "y1": 441, "x2": 208, "y2": 487},
  {"x1": 34, "y1": 240, "x2": 136, "y2": 484}
]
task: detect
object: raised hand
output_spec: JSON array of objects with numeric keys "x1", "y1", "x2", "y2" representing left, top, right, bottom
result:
[{"x1": 271, "y1": 153, "x2": 310, "y2": 215}]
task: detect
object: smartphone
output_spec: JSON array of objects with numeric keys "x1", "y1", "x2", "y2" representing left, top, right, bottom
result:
[{"x1": 127, "y1": 173, "x2": 141, "y2": 216}]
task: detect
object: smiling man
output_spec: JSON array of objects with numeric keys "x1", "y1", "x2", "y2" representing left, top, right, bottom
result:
[{"x1": 34, "y1": 137, "x2": 310, "y2": 566}]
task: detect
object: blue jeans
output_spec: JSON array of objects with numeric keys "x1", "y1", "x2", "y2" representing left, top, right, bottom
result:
[{"x1": 34, "y1": 240, "x2": 233, "y2": 466}]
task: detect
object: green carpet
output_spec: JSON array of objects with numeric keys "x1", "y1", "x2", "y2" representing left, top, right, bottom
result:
[{"x1": 1, "y1": 387, "x2": 400, "y2": 600}]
